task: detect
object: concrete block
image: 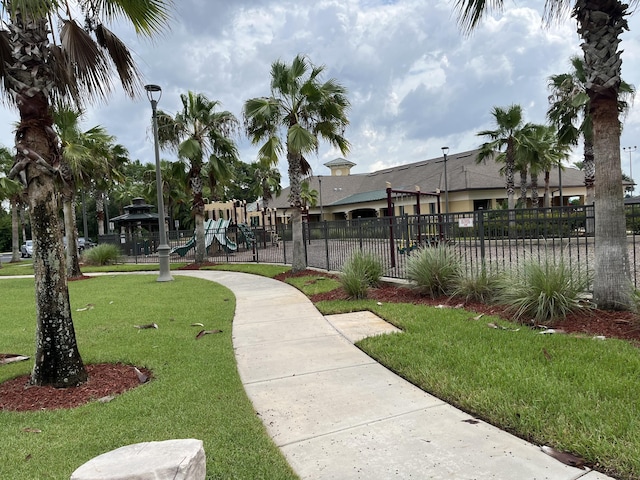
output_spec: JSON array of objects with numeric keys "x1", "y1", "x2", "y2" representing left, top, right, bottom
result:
[{"x1": 70, "y1": 439, "x2": 205, "y2": 480}]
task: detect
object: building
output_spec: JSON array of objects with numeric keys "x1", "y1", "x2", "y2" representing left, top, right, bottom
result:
[{"x1": 269, "y1": 149, "x2": 590, "y2": 223}]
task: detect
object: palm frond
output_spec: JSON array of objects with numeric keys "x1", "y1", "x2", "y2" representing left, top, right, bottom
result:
[
  {"x1": 94, "y1": 24, "x2": 141, "y2": 98},
  {"x1": 60, "y1": 18, "x2": 113, "y2": 102},
  {"x1": 87, "y1": 0, "x2": 173, "y2": 36}
]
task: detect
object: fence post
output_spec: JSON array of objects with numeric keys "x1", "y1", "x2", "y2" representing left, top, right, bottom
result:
[
  {"x1": 478, "y1": 210, "x2": 486, "y2": 267},
  {"x1": 324, "y1": 220, "x2": 330, "y2": 271},
  {"x1": 282, "y1": 224, "x2": 287, "y2": 265}
]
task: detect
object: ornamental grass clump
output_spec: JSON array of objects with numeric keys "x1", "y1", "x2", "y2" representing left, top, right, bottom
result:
[
  {"x1": 496, "y1": 257, "x2": 593, "y2": 324},
  {"x1": 340, "y1": 251, "x2": 384, "y2": 299},
  {"x1": 406, "y1": 245, "x2": 462, "y2": 298},
  {"x1": 451, "y1": 266, "x2": 502, "y2": 303},
  {"x1": 81, "y1": 244, "x2": 122, "y2": 266}
]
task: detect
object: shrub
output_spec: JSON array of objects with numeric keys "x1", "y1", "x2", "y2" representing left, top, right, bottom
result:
[
  {"x1": 82, "y1": 243, "x2": 122, "y2": 266},
  {"x1": 340, "y1": 251, "x2": 384, "y2": 299},
  {"x1": 406, "y1": 245, "x2": 462, "y2": 298},
  {"x1": 495, "y1": 257, "x2": 593, "y2": 324},
  {"x1": 451, "y1": 267, "x2": 502, "y2": 303}
]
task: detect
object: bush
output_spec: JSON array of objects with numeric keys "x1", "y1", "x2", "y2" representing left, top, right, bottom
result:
[
  {"x1": 406, "y1": 245, "x2": 462, "y2": 298},
  {"x1": 451, "y1": 267, "x2": 502, "y2": 303},
  {"x1": 495, "y1": 257, "x2": 593, "y2": 324},
  {"x1": 340, "y1": 251, "x2": 384, "y2": 299},
  {"x1": 81, "y1": 243, "x2": 122, "y2": 266}
]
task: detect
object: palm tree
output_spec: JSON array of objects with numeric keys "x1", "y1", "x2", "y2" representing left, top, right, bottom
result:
[
  {"x1": 55, "y1": 107, "x2": 117, "y2": 278},
  {"x1": 244, "y1": 55, "x2": 350, "y2": 272},
  {"x1": 94, "y1": 142, "x2": 129, "y2": 236},
  {"x1": 476, "y1": 105, "x2": 528, "y2": 210},
  {"x1": 453, "y1": 0, "x2": 635, "y2": 310},
  {"x1": 517, "y1": 124, "x2": 570, "y2": 208},
  {"x1": 2, "y1": 1, "x2": 173, "y2": 387},
  {"x1": 143, "y1": 159, "x2": 189, "y2": 231},
  {"x1": 547, "y1": 55, "x2": 635, "y2": 207},
  {"x1": 300, "y1": 180, "x2": 319, "y2": 208},
  {"x1": 157, "y1": 91, "x2": 240, "y2": 264}
]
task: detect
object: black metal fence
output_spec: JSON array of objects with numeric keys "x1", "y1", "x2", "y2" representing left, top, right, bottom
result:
[{"x1": 98, "y1": 204, "x2": 640, "y2": 286}]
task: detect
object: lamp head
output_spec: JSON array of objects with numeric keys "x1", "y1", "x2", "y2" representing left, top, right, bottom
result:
[
  {"x1": 441, "y1": 146, "x2": 449, "y2": 156},
  {"x1": 144, "y1": 84, "x2": 162, "y2": 103}
]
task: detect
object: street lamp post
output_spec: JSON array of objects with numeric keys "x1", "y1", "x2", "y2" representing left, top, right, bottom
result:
[
  {"x1": 623, "y1": 146, "x2": 637, "y2": 196},
  {"x1": 145, "y1": 84, "x2": 173, "y2": 282},
  {"x1": 441, "y1": 147, "x2": 449, "y2": 215}
]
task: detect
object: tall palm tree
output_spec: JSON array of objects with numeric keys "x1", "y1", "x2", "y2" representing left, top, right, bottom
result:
[
  {"x1": 517, "y1": 124, "x2": 570, "y2": 208},
  {"x1": 453, "y1": 0, "x2": 636, "y2": 310},
  {"x1": 476, "y1": 105, "x2": 528, "y2": 210},
  {"x1": 143, "y1": 159, "x2": 189, "y2": 231},
  {"x1": 94, "y1": 142, "x2": 129, "y2": 236},
  {"x1": 547, "y1": 55, "x2": 635, "y2": 207},
  {"x1": 3, "y1": 1, "x2": 173, "y2": 387},
  {"x1": 55, "y1": 107, "x2": 116, "y2": 278},
  {"x1": 244, "y1": 55, "x2": 350, "y2": 272},
  {"x1": 157, "y1": 91, "x2": 240, "y2": 264}
]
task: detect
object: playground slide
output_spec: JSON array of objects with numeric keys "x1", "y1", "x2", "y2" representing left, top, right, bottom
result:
[
  {"x1": 237, "y1": 223, "x2": 256, "y2": 249},
  {"x1": 170, "y1": 232, "x2": 197, "y2": 257},
  {"x1": 209, "y1": 219, "x2": 238, "y2": 252},
  {"x1": 171, "y1": 219, "x2": 217, "y2": 257}
]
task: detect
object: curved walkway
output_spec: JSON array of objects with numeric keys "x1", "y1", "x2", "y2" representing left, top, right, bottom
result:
[{"x1": 178, "y1": 270, "x2": 612, "y2": 480}]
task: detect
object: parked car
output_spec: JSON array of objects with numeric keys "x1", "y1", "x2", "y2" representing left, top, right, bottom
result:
[
  {"x1": 63, "y1": 236, "x2": 96, "y2": 253},
  {"x1": 21, "y1": 240, "x2": 33, "y2": 258},
  {"x1": 78, "y1": 237, "x2": 96, "y2": 252}
]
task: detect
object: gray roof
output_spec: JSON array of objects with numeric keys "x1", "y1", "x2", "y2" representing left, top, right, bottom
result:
[
  {"x1": 324, "y1": 157, "x2": 356, "y2": 168},
  {"x1": 271, "y1": 148, "x2": 586, "y2": 209}
]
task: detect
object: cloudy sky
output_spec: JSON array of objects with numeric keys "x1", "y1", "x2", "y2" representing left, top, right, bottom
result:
[{"x1": 2, "y1": 0, "x2": 640, "y2": 187}]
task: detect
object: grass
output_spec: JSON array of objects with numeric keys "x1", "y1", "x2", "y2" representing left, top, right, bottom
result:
[
  {"x1": 0, "y1": 275, "x2": 297, "y2": 480},
  {"x1": 0, "y1": 261, "x2": 190, "y2": 276},
  {"x1": 312, "y1": 296, "x2": 640, "y2": 480},
  {"x1": 284, "y1": 275, "x2": 341, "y2": 295},
  {"x1": 4, "y1": 262, "x2": 639, "y2": 478}
]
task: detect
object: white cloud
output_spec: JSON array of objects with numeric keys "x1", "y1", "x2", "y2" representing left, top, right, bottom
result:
[{"x1": 0, "y1": 0, "x2": 639, "y2": 187}]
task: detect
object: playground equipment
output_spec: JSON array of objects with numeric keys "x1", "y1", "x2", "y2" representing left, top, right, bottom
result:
[
  {"x1": 207, "y1": 219, "x2": 237, "y2": 253},
  {"x1": 170, "y1": 219, "x2": 237, "y2": 257},
  {"x1": 236, "y1": 223, "x2": 256, "y2": 249}
]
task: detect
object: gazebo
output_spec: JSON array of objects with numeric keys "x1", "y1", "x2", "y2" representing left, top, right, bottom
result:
[{"x1": 110, "y1": 197, "x2": 166, "y2": 256}]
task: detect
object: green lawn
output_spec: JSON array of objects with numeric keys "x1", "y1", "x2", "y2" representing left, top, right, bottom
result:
[
  {"x1": 314, "y1": 297, "x2": 640, "y2": 480},
  {"x1": 0, "y1": 275, "x2": 297, "y2": 480}
]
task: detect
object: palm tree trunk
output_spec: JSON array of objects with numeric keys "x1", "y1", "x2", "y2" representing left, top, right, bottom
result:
[
  {"x1": 63, "y1": 194, "x2": 83, "y2": 278},
  {"x1": 592, "y1": 97, "x2": 631, "y2": 309},
  {"x1": 576, "y1": 0, "x2": 632, "y2": 309},
  {"x1": 530, "y1": 173, "x2": 539, "y2": 208},
  {"x1": 584, "y1": 139, "x2": 595, "y2": 206},
  {"x1": 544, "y1": 170, "x2": 551, "y2": 207},
  {"x1": 519, "y1": 169, "x2": 527, "y2": 206},
  {"x1": 10, "y1": 198, "x2": 20, "y2": 262},
  {"x1": 288, "y1": 152, "x2": 307, "y2": 272},
  {"x1": 18, "y1": 104, "x2": 87, "y2": 385},
  {"x1": 191, "y1": 169, "x2": 206, "y2": 264},
  {"x1": 96, "y1": 191, "x2": 105, "y2": 236}
]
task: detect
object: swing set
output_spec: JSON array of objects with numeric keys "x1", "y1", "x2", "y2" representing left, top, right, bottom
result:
[{"x1": 385, "y1": 184, "x2": 443, "y2": 268}]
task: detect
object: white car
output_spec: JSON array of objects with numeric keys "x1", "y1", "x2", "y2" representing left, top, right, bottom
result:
[{"x1": 21, "y1": 240, "x2": 33, "y2": 258}]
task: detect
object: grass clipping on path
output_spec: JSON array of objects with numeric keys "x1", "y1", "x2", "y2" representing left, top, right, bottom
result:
[
  {"x1": 0, "y1": 275, "x2": 297, "y2": 480},
  {"x1": 316, "y1": 298, "x2": 640, "y2": 480}
]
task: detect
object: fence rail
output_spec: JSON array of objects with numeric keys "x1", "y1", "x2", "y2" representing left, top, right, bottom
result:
[{"x1": 98, "y1": 204, "x2": 640, "y2": 286}]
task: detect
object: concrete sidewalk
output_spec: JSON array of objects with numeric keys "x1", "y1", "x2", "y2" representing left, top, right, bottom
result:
[{"x1": 184, "y1": 271, "x2": 614, "y2": 479}]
